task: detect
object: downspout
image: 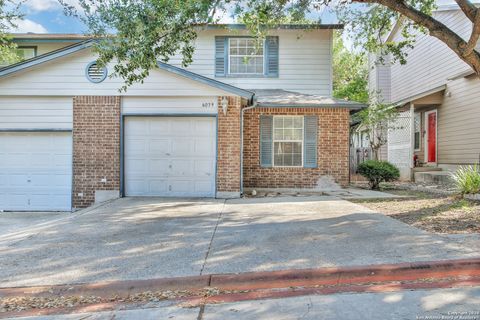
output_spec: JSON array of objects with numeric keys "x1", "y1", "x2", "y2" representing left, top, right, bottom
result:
[{"x1": 240, "y1": 95, "x2": 258, "y2": 196}]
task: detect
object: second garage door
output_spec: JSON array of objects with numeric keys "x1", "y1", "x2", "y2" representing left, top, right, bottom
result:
[
  {"x1": 0, "y1": 132, "x2": 72, "y2": 211},
  {"x1": 124, "y1": 117, "x2": 216, "y2": 197}
]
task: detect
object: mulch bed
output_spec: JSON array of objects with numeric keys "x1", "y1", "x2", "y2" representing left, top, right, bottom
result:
[{"x1": 352, "y1": 190, "x2": 480, "y2": 234}]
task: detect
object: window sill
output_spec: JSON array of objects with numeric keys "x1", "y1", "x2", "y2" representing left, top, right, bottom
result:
[
  {"x1": 216, "y1": 74, "x2": 278, "y2": 79},
  {"x1": 261, "y1": 166, "x2": 317, "y2": 169}
]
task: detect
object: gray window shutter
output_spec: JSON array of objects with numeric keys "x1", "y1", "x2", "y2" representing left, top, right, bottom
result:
[
  {"x1": 260, "y1": 115, "x2": 273, "y2": 167},
  {"x1": 304, "y1": 115, "x2": 318, "y2": 168},
  {"x1": 265, "y1": 36, "x2": 279, "y2": 77},
  {"x1": 215, "y1": 36, "x2": 227, "y2": 77}
]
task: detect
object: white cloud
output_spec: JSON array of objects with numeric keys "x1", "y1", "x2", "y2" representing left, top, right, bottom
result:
[
  {"x1": 10, "y1": 18, "x2": 48, "y2": 33},
  {"x1": 24, "y1": 0, "x2": 59, "y2": 11},
  {"x1": 20, "y1": 0, "x2": 83, "y2": 12}
]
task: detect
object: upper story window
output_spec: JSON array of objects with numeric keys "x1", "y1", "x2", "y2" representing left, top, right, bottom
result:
[
  {"x1": 17, "y1": 47, "x2": 37, "y2": 60},
  {"x1": 273, "y1": 116, "x2": 303, "y2": 167},
  {"x1": 228, "y1": 38, "x2": 264, "y2": 75},
  {"x1": 0, "y1": 46, "x2": 37, "y2": 66}
]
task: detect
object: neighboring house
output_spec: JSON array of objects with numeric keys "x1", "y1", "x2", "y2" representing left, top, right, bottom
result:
[
  {"x1": 0, "y1": 34, "x2": 89, "y2": 66},
  {"x1": 0, "y1": 25, "x2": 363, "y2": 212},
  {"x1": 369, "y1": 2, "x2": 480, "y2": 180}
]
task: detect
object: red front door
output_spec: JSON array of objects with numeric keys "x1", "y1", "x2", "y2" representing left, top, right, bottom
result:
[{"x1": 427, "y1": 112, "x2": 437, "y2": 163}]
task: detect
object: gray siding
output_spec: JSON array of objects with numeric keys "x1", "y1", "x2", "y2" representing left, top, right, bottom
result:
[
  {"x1": 368, "y1": 53, "x2": 391, "y2": 103},
  {"x1": 167, "y1": 29, "x2": 334, "y2": 95},
  {"x1": 390, "y1": 9, "x2": 473, "y2": 103},
  {"x1": 0, "y1": 97, "x2": 72, "y2": 130},
  {"x1": 438, "y1": 76, "x2": 480, "y2": 165}
]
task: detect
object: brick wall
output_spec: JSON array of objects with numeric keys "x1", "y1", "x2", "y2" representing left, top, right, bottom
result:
[
  {"x1": 72, "y1": 96, "x2": 121, "y2": 208},
  {"x1": 216, "y1": 96, "x2": 242, "y2": 197},
  {"x1": 243, "y1": 107, "x2": 350, "y2": 189}
]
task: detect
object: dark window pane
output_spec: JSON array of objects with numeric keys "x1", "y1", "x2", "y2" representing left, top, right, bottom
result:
[
  {"x1": 414, "y1": 133, "x2": 420, "y2": 149},
  {"x1": 293, "y1": 154, "x2": 302, "y2": 166}
]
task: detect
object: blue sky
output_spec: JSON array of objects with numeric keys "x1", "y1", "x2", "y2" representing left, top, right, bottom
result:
[{"x1": 13, "y1": 1, "x2": 338, "y2": 34}]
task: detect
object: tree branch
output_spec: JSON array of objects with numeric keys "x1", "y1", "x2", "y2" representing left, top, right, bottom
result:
[
  {"x1": 355, "y1": 0, "x2": 480, "y2": 74},
  {"x1": 455, "y1": 0, "x2": 478, "y2": 23},
  {"x1": 464, "y1": 13, "x2": 480, "y2": 55}
]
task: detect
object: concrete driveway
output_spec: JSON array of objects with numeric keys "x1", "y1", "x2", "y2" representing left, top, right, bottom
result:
[{"x1": 0, "y1": 196, "x2": 478, "y2": 287}]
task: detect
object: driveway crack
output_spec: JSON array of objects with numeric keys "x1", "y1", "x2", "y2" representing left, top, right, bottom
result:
[{"x1": 200, "y1": 200, "x2": 225, "y2": 275}]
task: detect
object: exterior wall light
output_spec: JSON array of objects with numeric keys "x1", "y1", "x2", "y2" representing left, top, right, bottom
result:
[{"x1": 221, "y1": 96, "x2": 229, "y2": 115}]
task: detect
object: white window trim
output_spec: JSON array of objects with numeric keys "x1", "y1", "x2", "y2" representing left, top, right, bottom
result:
[
  {"x1": 228, "y1": 38, "x2": 265, "y2": 76},
  {"x1": 414, "y1": 113, "x2": 421, "y2": 152},
  {"x1": 272, "y1": 115, "x2": 304, "y2": 168}
]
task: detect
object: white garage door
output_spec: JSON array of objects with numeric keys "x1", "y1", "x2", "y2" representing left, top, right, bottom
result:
[
  {"x1": 125, "y1": 117, "x2": 216, "y2": 197},
  {"x1": 0, "y1": 132, "x2": 72, "y2": 211}
]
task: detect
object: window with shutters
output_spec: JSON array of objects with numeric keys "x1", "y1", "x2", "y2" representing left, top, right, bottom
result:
[
  {"x1": 273, "y1": 116, "x2": 303, "y2": 167},
  {"x1": 228, "y1": 38, "x2": 264, "y2": 75}
]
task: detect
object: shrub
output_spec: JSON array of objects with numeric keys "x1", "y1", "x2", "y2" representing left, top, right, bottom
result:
[
  {"x1": 358, "y1": 160, "x2": 400, "y2": 190},
  {"x1": 450, "y1": 165, "x2": 480, "y2": 195}
]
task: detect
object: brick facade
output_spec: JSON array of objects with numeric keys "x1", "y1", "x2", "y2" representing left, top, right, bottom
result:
[
  {"x1": 72, "y1": 96, "x2": 121, "y2": 208},
  {"x1": 70, "y1": 95, "x2": 350, "y2": 206},
  {"x1": 216, "y1": 96, "x2": 243, "y2": 197},
  {"x1": 243, "y1": 107, "x2": 350, "y2": 189}
]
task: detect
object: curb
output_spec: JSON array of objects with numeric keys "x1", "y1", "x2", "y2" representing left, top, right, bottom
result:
[
  {"x1": 1, "y1": 258, "x2": 480, "y2": 318},
  {"x1": 1, "y1": 258, "x2": 479, "y2": 299},
  {"x1": 210, "y1": 258, "x2": 480, "y2": 291}
]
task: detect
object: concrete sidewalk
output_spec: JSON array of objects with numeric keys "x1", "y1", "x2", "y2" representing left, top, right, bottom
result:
[{"x1": 11, "y1": 287, "x2": 480, "y2": 320}]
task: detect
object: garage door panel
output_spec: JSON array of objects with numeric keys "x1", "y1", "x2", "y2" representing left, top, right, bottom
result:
[
  {"x1": 0, "y1": 132, "x2": 72, "y2": 211},
  {"x1": 195, "y1": 120, "x2": 215, "y2": 136},
  {"x1": 0, "y1": 153, "x2": 28, "y2": 166},
  {"x1": 194, "y1": 138, "x2": 215, "y2": 155},
  {"x1": 126, "y1": 138, "x2": 147, "y2": 153},
  {"x1": 194, "y1": 160, "x2": 214, "y2": 175},
  {"x1": 171, "y1": 139, "x2": 192, "y2": 156},
  {"x1": 170, "y1": 120, "x2": 192, "y2": 136},
  {"x1": 171, "y1": 160, "x2": 194, "y2": 176},
  {"x1": 149, "y1": 139, "x2": 169, "y2": 154},
  {"x1": 149, "y1": 159, "x2": 170, "y2": 175},
  {"x1": 149, "y1": 121, "x2": 170, "y2": 134},
  {"x1": 125, "y1": 179, "x2": 146, "y2": 195},
  {"x1": 125, "y1": 117, "x2": 216, "y2": 197},
  {"x1": 149, "y1": 180, "x2": 169, "y2": 194},
  {"x1": 170, "y1": 180, "x2": 192, "y2": 193},
  {"x1": 127, "y1": 120, "x2": 148, "y2": 135},
  {"x1": 195, "y1": 181, "x2": 214, "y2": 193},
  {"x1": 0, "y1": 194, "x2": 29, "y2": 209}
]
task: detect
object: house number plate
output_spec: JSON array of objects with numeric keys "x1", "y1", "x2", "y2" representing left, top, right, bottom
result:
[{"x1": 202, "y1": 102, "x2": 216, "y2": 109}]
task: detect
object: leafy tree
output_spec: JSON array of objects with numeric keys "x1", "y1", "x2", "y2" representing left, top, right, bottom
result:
[
  {"x1": 354, "y1": 99, "x2": 398, "y2": 160},
  {"x1": 59, "y1": 0, "x2": 480, "y2": 88},
  {"x1": 333, "y1": 32, "x2": 368, "y2": 103},
  {"x1": 0, "y1": 0, "x2": 23, "y2": 64}
]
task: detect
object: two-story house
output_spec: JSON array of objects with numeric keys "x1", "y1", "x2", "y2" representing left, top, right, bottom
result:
[
  {"x1": 0, "y1": 25, "x2": 363, "y2": 211},
  {"x1": 369, "y1": 1, "x2": 480, "y2": 181}
]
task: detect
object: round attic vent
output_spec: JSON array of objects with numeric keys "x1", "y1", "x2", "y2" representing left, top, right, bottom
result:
[{"x1": 85, "y1": 61, "x2": 107, "y2": 83}]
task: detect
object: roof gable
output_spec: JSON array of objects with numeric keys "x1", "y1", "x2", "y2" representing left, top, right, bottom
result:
[{"x1": 0, "y1": 40, "x2": 253, "y2": 99}]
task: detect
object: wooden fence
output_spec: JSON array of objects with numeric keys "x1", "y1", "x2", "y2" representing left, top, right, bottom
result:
[{"x1": 350, "y1": 147, "x2": 373, "y2": 174}]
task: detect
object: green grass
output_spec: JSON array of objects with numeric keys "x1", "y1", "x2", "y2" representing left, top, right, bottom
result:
[{"x1": 450, "y1": 165, "x2": 480, "y2": 195}]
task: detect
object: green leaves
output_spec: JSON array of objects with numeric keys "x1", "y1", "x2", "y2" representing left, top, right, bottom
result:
[
  {"x1": 358, "y1": 160, "x2": 400, "y2": 190},
  {"x1": 63, "y1": 0, "x2": 222, "y2": 91},
  {"x1": 450, "y1": 165, "x2": 480, "y2": 195},
  {"x1": 0, "y1": 0, "x2": 24, "y2": 65},
  {"x1": 55, "y1": 0, "x2": 440, "y2": 89},
  {"x1": 333, "y1": 31, "x2": 369, "y2": 103}
]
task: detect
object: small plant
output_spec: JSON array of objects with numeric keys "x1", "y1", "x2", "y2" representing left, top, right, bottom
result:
[
  {"x1": 450, "y1": 165, "x2": 480, "y2": 195},
  {"x1": 358, "y1": 160, "x2": 400, "y2": 190}
]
